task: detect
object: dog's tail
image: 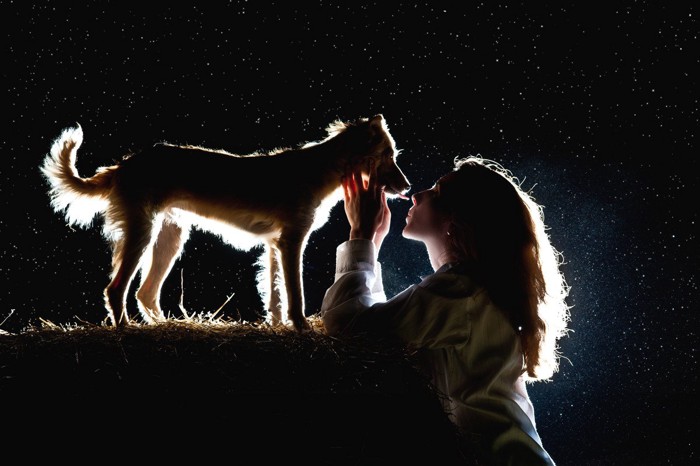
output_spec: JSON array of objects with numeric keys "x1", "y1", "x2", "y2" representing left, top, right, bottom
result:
[{"x1": 41, "y1": 124, "x2": 115, "y2": 228}]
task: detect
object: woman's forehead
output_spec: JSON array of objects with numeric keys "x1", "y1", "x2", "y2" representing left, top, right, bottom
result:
[
  {"x1": 438, "y1": 172, "x2": 459, "y2": 185},
  {"x1": 420, "y1": 172, "x2": 457, "y2": 191}
]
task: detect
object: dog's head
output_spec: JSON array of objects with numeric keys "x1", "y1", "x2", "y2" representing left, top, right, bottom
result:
[{"x1": 329, "y1": 114, "x2": 411, "y2": 198}]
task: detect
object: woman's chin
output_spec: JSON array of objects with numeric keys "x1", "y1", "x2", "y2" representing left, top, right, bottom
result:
[{"x1": 401, "y1": 227, "x2": 420, "y2": 240}]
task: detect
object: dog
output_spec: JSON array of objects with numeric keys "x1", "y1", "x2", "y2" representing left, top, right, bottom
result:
[{"x1": 41, "y1": 115, "x2": 411, "y2": 332}]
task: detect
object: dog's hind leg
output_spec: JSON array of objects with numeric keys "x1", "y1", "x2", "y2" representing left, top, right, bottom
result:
[
  {"x1": 104, "y1": 213, "x2": 154, "y2": 327},
  {"x1": 136, "y1": 215, "x2": 189, "y2": 323},
  {"x1": 278, "y1": 228, "x2": 312, "y2": 333}
]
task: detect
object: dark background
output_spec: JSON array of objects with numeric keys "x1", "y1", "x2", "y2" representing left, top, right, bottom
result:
[{"x1": 4, "y1": 2, "x2": 697, "y2": 464}]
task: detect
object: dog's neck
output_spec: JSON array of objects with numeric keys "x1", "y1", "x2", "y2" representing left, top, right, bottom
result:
[{"x1": 299, "y1": 135, "x2": 354, "y2": 197}]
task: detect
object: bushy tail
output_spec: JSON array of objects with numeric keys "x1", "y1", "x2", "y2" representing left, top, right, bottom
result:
[{"x1": 40, "y1": 125, "x2": 115, "y2": 228}]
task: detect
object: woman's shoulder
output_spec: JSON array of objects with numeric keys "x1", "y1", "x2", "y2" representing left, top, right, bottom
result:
[
  {"x1": 416, "y1": 263, "x2": 485, "y2": 300},
  {"x1": 413, "y1": 265, "x2": 504, "y2": 327}
]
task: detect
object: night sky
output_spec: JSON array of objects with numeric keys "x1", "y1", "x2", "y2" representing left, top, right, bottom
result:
[{"x1": 5, "y1": 2, "x2": 697, "y2": 464}]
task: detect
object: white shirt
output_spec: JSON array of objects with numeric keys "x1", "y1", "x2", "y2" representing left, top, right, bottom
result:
[{"x1": 320, "y1": 239, "x2": 556, "y2": 466}]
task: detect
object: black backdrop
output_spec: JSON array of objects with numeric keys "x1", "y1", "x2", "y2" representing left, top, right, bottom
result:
[{"x1": 5, "y1": 2, "x2": 697, "y2": 464}]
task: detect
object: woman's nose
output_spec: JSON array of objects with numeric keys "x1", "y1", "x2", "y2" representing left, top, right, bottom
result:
[{"x1": 411, "y1": 193, "x2": 418, "y2": 205}]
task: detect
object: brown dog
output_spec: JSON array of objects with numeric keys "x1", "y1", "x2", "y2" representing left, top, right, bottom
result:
[{"x1": 41, "y1": 115, "x2": 411, "y2": 332}]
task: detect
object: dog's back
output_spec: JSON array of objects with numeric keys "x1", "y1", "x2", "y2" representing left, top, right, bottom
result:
[{"x1": 116, "y1": 143, "x2": 335, "y2": 213}]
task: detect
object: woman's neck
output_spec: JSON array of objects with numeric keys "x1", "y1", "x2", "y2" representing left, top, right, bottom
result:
[{"x1": 425, "y1": 239, "x2": 458, "y2": 272}]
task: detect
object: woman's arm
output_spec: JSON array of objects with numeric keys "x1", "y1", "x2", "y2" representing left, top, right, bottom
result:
[
  {"x1": 320, "y1": 238, "x2": 393, "y2": 336},
  {"x1": 320, "y1": 242, "x2": 471, "y2": 348},
  {"x1": 321, "y1": 164, "x2": 399, "y2": 336}
]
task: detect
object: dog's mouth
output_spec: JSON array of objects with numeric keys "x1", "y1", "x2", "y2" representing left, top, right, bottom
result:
[{"x1": 385, "y1": 185, "x2": 411, "y2": 200}]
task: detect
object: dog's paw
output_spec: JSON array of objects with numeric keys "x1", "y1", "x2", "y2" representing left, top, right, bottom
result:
[{"x1": 292, "y1": 318, "x2": 313, "y2": 334}]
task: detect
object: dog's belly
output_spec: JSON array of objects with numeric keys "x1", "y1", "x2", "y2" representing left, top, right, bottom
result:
[{"x1": 169, "y1": 199, "x2": 280, "y2": 250}]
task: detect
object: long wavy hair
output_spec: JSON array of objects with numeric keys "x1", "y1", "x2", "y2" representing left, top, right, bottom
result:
[{"x1": 434, "y1": 156, "x2": 571, "y2": 381}]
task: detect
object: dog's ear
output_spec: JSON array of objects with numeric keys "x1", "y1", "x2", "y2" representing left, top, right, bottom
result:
[
  {"x1": 369, "y1": 114, "x2": 385, "y2": 129},
  {"x1": 368, "y1": 114, "x2": 386, "y2": 145}
]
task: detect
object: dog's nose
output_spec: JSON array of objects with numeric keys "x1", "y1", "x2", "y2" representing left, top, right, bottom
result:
[{"x1": 393, "y1": 184, "x2": 411, "y2": 200}]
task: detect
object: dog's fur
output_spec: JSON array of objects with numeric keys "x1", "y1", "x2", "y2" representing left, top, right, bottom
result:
[{"x1": 41, "y1": 115, "x2": 411, "y2": 332}]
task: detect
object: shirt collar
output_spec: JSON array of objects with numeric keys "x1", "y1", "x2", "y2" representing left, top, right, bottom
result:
[
  {"x1": 436, "y1": 262, "x2": 459, "y2": 274},
  {"x1": 421, "y1": 261, "x2": 462, "y2": 280}
]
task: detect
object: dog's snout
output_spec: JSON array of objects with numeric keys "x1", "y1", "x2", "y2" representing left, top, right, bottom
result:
[
  {"x1": 378, "y1": 156, "x2": 411, "y2": 198},
  {"x1": 398, "y1": 179, "x2": 411, "y2": 195}
]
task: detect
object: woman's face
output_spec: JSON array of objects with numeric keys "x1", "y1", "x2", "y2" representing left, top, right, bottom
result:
[{"x1": 402, "y1": 176, "x2": 450, "y2": 242}]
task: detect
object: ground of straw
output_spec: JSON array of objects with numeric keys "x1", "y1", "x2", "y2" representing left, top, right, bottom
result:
[{"x1": 0, "y1": 314, "x2": 474, "y2": 464}]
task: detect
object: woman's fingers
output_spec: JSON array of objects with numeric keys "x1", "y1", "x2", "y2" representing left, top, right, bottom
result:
[
  {"x1": 347, "y1": 161, "x2": 382, "y2": 196},
  {"x1": 368, "y1": 159, "x2": 379, "y2": 195},
  {"x1": 345, "y1": 169, "x2": 356, "y2": 194},
  {"x1": 342, "y1": 177, "x2": 350, "y2": 202},
  {"x1": 352, "y1": 168, "x2": 364, "y2": 192},
  {"x1": 345, "y1": 161, "x2": 382, "y2": 200},
  {"x1": 381, "y1": 189, "x2": 390, "y2": 220}
]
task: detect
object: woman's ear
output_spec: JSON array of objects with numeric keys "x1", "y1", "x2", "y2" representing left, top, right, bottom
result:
[
  {"x1": 438, "y1": 214, "x2": 453, "y2": 229},
  {"x1": 445, "y1": 220, "x2": 455, "y2": 238}
]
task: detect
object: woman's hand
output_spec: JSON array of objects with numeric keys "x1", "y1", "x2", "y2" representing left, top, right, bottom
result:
[
  {"x1": 342, "y1": 161, "x2": 391, "y2": 252},
  {"x1": 372, "y1": 189, "x2": 391, "y2": 251}
]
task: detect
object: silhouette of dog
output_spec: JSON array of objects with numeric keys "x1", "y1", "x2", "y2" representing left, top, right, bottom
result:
[{"x1": 41, "y1": 115, "x2": 411, "y2": 332}]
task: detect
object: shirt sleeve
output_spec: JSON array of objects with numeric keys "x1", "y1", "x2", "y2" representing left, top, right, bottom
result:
[
  {"x1": 320, "y1": 240, "x2": 472, "y2": 349},
  {"x1": 320, "y1": 239, "x2": 390, "y2": 336}
]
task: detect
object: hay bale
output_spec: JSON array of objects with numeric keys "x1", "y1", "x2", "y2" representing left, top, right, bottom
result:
[{"x1": 0, "y1": 316, "x2": 474, "y2": 464}]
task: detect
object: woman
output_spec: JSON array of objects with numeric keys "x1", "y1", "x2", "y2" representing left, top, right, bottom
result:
[{"x1": 320, "y1": 156, "x2": 570, "y2": 465}]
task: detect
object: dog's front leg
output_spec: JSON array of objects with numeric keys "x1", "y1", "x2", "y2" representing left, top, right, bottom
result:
[
  {"x1": 266, "y1": 242, "x2": 284, "y2": 325},
  {"x1": 278, "y1": 230, "x2": 312, "y2": 333}
]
